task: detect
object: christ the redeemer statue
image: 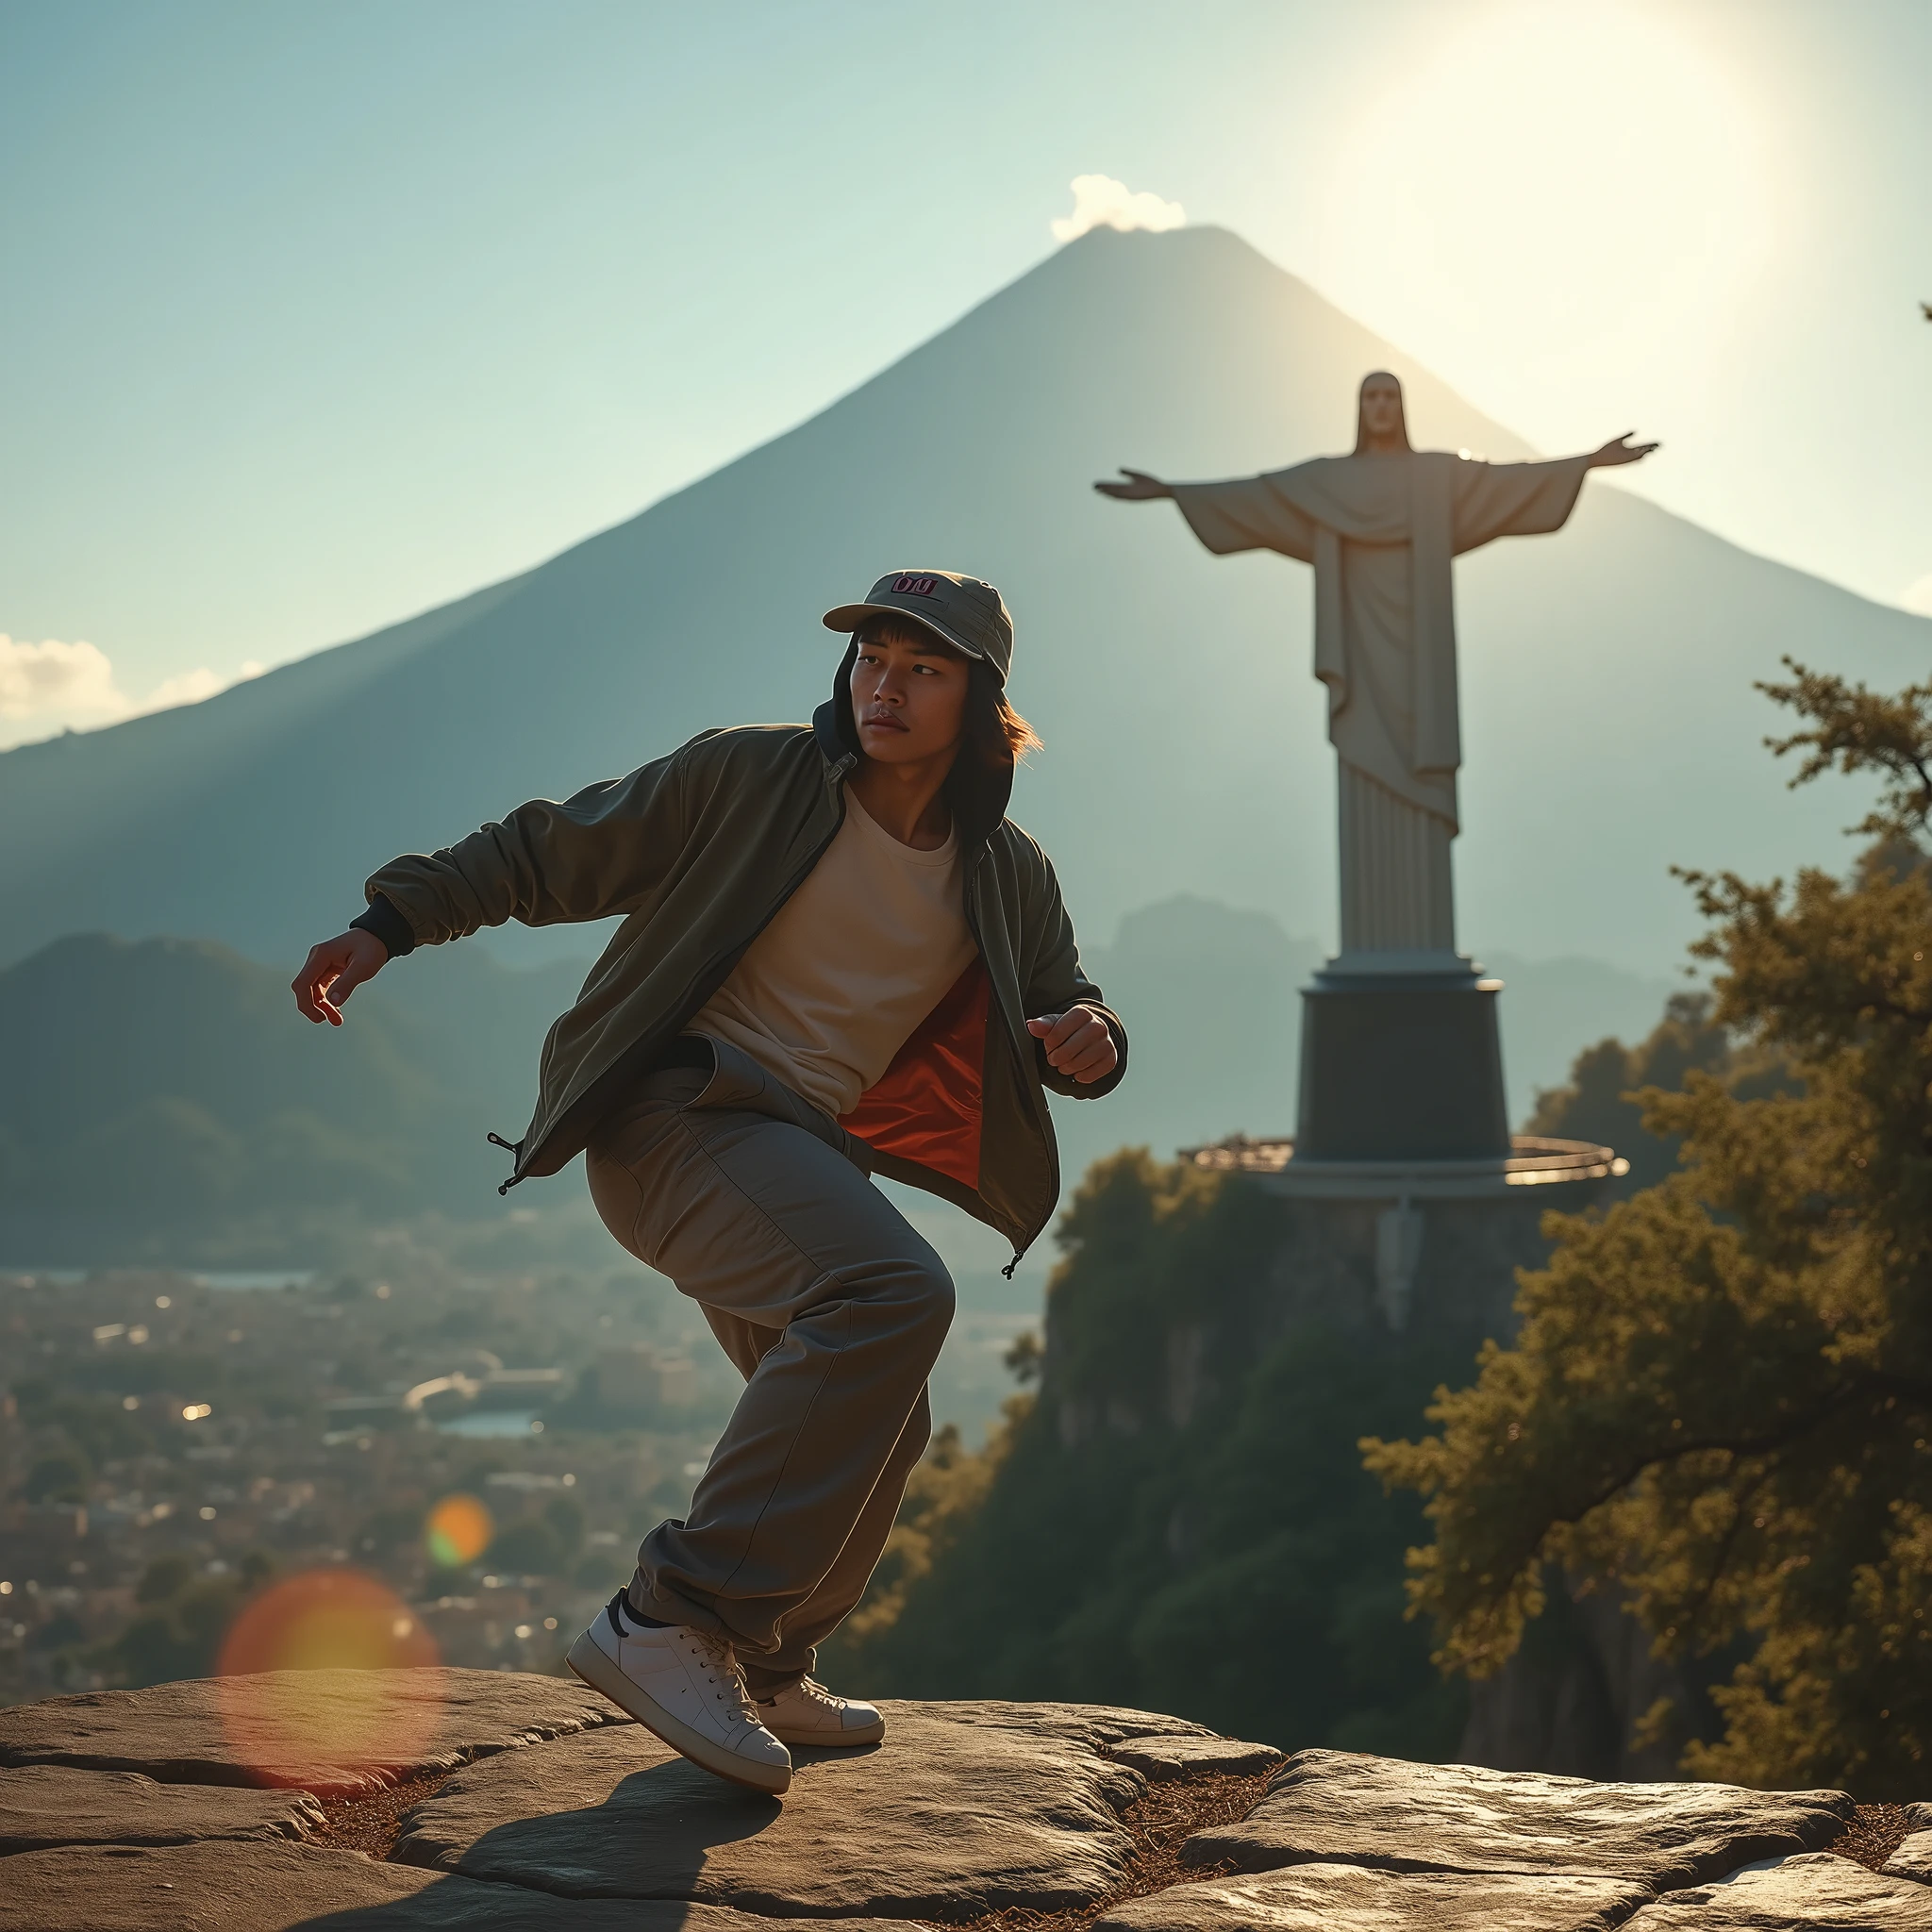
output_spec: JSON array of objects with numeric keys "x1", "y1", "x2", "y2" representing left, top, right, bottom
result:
[{"x1": 1098, "y1": 374, "x2": 1655, "y2": 965}]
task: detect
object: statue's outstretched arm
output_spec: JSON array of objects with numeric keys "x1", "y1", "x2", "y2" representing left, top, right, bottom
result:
[
  {"x1": 1584, "y1": 433, "x2": 1659, "y2": 470},
  {"x1": 1452, "y1": 432, "x2": 1659, "y2": 552},
  {"x1": 1093, "y1": 468, "x2": 1173, "y2": 501}
]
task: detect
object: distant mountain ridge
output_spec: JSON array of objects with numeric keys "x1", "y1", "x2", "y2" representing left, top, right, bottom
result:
[
  {"x1": 0, "y1": 907, "x2": 1675, "y2": 1264},
  {"x1": 2, "y1": 225, "x2": 1923, "y2": 983}
]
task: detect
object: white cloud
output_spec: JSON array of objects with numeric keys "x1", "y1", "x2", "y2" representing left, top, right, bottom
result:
[
  {"x1": 1902, "y1": 574, "x2": 1932, "y2": 618},
  {"x1": 142, "y1": 666, "x2": 227, "y2": 710},
  {"x1": 0, "y1": 637, "x2": 126, "y2": 728},
  {"x1": 0, "y1": 635, "x2": 263, "y2": 750},
  {"x1": 1050, "y1": 174, "x2": 1186, "y2": 244}
]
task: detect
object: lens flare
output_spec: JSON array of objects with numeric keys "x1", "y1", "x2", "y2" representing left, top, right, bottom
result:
[
  {"x1": 215, "y1": 1568, "x2": 441, "y2": 1790},
  {"x1": 425, "y1": 1492, "x2": 493, "y2": 1568}
]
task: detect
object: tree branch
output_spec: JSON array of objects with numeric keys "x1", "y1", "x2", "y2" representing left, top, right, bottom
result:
[{"x1": 1470, "y1": 1387, "x2": 1867, "y2": 1600}]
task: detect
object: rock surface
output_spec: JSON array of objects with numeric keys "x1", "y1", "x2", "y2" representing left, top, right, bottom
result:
[
  {"x1": 0, "y1": 1669, "x2": 620, "y2": 1796},
  {"x1": 0, "y1": 1674, "x2": 1891, "y2": 1930},
  {"x1": 1108, "y1": 1732, "x2": 1280, "y2": 1780},
  {"x1": 1625, "y1": 1851, "x2": 1932, "y2": 1927},
  {"x1": 1891, "y1": 1800, "x2": 1932, "y2": 1882},
  {"x1": 392, "y1": 1698, "x2": 1191, "y2": 1918},
  {"x1": 1890, "y1": 1828, "x2": 1932, "y2": 1883},
  {"x1": 0, "y1": 1840, "x2": 908, "y2": 1931},
  {"x1": 1094, "y1": 1862, "x2": 1652, "y2": 1930},
  {"x1": 0, "y1": 1763, "x2": 324, "y2": 1853},
  {"x1": 1184, "y1": 1749, "x2": 1854, "y2": 1893}
]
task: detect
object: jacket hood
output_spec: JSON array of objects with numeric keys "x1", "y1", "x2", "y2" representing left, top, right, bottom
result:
[{"x1": 815, "y1": 641, "x2": 1014, "y2": 856}]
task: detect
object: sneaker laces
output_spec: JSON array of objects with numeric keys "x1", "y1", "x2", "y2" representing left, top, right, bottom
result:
[
  {"x1": 690, "y1": 1627, "x2": 762, "y2": 1729},
  {"x1": 758, "y1": 1676, "x2": 843, "y2": 1718}
]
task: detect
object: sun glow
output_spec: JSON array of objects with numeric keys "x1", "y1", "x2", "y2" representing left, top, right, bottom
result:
[
  {"x1": 1314, "y1": 2, "x2": 1774, "y2": 412},
  {"x1": 215, "y1": 1569, "x2": 442, "y2": 1789}
]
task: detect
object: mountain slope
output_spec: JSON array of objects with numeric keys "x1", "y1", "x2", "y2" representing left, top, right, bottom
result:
[
  {"x1": 0, "y1": 933, "x2": 581, "y2": 1261},
  {"x1": 2, "y1": 225, "x2": 1922, "y2": 982}
]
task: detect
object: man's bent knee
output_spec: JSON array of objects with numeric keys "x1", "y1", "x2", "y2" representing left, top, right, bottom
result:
[
  {"x1": 906, "y1": 1257, "x2": 956, "y2": 1340},
  {"x1": 839, "y1": 1247, "x2": 954, "y2": 1333}
]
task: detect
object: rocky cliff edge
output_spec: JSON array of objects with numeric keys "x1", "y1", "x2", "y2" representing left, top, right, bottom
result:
[{"x1": 0, "y1": 1669, "x2": 1926, "y2": 1929}]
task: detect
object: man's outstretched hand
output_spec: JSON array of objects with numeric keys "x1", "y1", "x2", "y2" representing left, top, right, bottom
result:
[
  {"x1": 291, "y1": 929, "x2": 390, "y2": 1025},
  {"x1": 1092, "y1": 468, "x2": 1173, "y2": 502},
  {"x1": 1027, "y1": 1008, "x2": 1118, "y2": 1084},
  {"x1": 1587, "y1": 433, "x2": 1659, "y2": 469}
]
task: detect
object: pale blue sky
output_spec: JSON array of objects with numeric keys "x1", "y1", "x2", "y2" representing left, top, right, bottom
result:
[{"x1": 3, "y1": 0, "x2": 1928, "y2": 734}]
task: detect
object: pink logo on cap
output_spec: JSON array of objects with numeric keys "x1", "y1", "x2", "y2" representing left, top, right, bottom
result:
[{"x1": 891, "y1": 574, "x2": 940, "y2": 597}]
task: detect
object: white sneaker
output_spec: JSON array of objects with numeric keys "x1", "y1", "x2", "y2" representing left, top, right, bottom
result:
[
  {"x1": 567, "y1": 1593, "x2": 792, "y2": 1794},
  {"x1": 755, "y1": 1676, "x2": 886, "y2": 1747}
]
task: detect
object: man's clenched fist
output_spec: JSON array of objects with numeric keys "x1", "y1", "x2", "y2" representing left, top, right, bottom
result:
[
  {"x1": 1026, "y1": 1008, "x2": 1117, "y2": 1084},
  {"x1": 291, "y1": 929, "x2": 390, "y2": 1025}
]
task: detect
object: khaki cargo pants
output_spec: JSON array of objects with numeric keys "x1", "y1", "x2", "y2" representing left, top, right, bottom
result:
[{"x1": 585, "y1": 1036, "x2": 954, "y2": 1695}]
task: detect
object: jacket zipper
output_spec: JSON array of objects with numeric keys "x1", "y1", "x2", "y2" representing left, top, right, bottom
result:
[{"x1": 961, "y1": 855, "x2": 1058, "y2": 1278}]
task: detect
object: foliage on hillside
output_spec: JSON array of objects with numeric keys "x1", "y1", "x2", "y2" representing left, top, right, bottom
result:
[
  {"x1": 87, "y1": 1551, "x2": 277, "y2": 1687},
  {"x1": 1528, "y1": 995, "x2": 1720, "y2": 1194},
  {"x1": 821, "y1": 1150, "x2": 1479, "y2": 1758},
  {"x1": 1525, "y1": 988, "x2": 1797, "y2": 1207},
  {"x1": 1366, "y1": 662, "x2": 1932, "y2": 1797},
  {"x1": 0, "y1": 933, "x2": 582, "y2": 1263},
  {"x1": 836, "y1": 1407, "x2": 1031, "y2": 1649}
]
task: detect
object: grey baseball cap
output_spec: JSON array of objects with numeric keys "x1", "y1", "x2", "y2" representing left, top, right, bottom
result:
[{"x1": 822, "y1": 570, "x2": 1014, "y2": 684}]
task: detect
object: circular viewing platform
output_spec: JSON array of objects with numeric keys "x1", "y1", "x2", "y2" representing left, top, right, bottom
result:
[{"x1": 1179, "y1": 1133, "x2": 1628, "y2": 1200}]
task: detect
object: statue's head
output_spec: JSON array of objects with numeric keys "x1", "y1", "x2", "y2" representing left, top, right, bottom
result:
[{"x1": 1354, "y1": 372, "x2": 1412, "y2": 456}]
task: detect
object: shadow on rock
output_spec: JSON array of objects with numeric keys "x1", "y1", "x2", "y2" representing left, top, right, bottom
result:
[{"x1": 384, "y1": 1706, "x2": 1143, "y2": 1919}]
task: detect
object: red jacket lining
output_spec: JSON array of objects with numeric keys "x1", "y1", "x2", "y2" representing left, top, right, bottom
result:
[{"x1": 838, "y1": 961, "x2": 988, "y2": 1190}]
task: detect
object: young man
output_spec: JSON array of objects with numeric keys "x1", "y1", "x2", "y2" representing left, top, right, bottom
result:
[{"x1": 291, "y1": 570, "x2": 1126, "y2": 1794}]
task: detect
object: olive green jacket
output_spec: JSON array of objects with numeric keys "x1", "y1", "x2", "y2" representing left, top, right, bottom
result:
[{"x1": 357, "y1": 701, "x2": 1126, "y2": 1266}]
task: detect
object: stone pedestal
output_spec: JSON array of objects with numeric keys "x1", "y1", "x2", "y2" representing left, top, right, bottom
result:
[{"x1": 1294, "y1": 954, "x2": 1507, "y2": 1163}]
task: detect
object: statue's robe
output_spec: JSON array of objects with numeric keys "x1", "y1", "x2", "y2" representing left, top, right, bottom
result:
[{"x1": 1171, "y1": 450, "x2": 1591, "y2": 955}]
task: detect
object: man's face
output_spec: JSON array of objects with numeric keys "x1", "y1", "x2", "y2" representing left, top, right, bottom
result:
[
  {"x1": 1360, "y1": 377, "x2": 1404, "y2": 444},
  {"x1": 850, "y1": 625, "x2": 971, "y2": 767}
]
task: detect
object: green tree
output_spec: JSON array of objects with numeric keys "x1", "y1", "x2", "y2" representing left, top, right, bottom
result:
[
  {"x1": 488, "y1": 1517, "x2": 565, "y2": 1576},
  {"x1": 135, "y1": 1554, "x2": 195, "y2": 1604},
  {"x1": 1366, "y1": 661, "x2": 1932, "y2": 1796},
  {"x1": 1527, "y1": 993, "x2": 1738, "y2": 1197},
  {"x1": 24, "y1": 1451, "x2": 91, "y2": 1505},
  {"x1": 833, "y1": 1408, "x2": 1026, "y2": 1652},
  {"x1": 484, "y1": 1496, "x2": 585, "y2": 1577},
  {"x1": 90, "y1": 1551, "x2": 275, "y2": 1688}
]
